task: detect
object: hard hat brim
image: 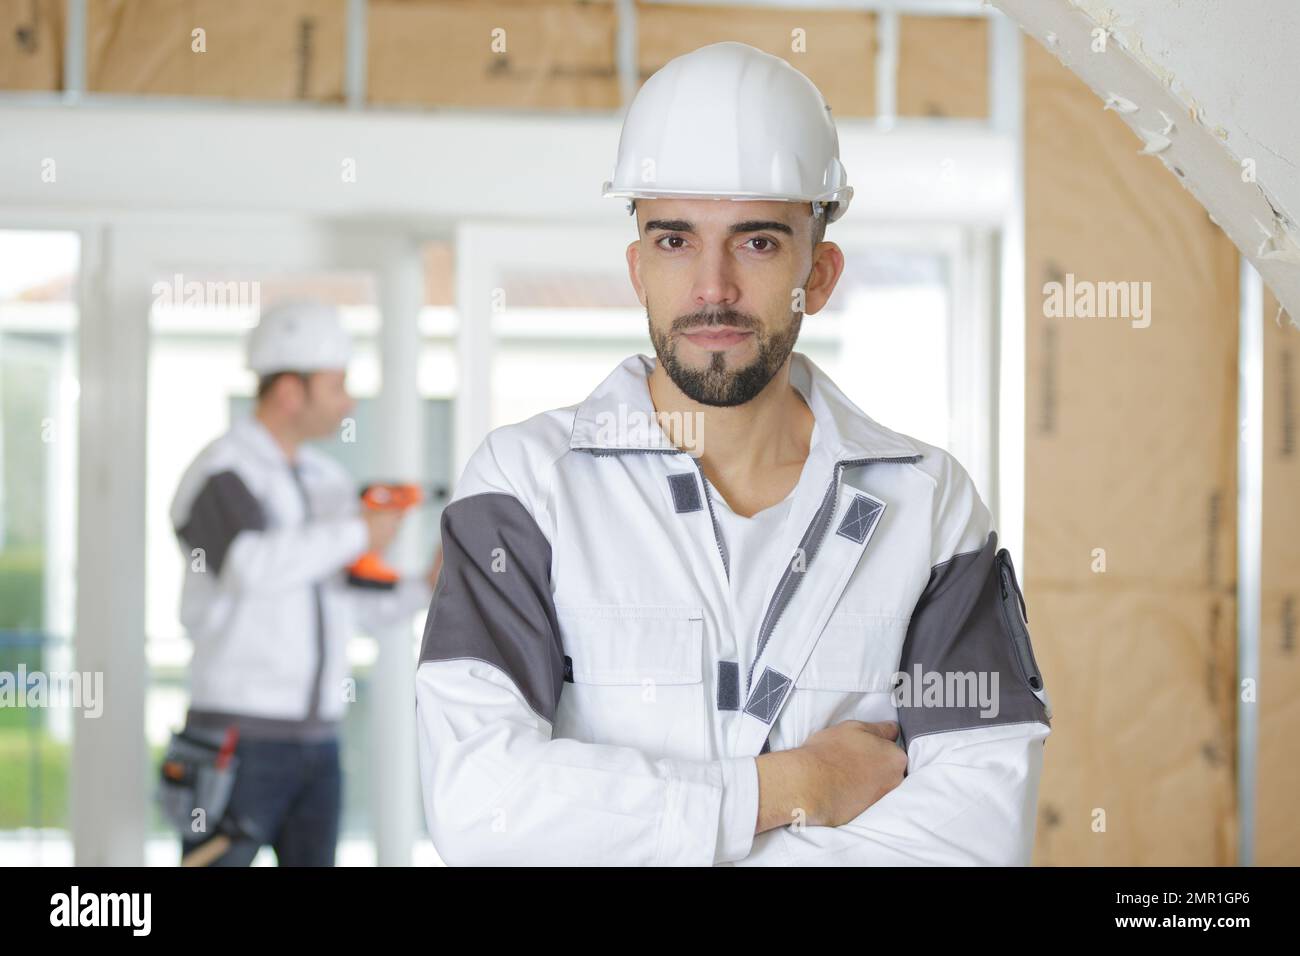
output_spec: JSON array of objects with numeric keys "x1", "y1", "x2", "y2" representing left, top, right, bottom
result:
[{"x1": 602, "y1": 183, "x2": 852, "y2": 222}]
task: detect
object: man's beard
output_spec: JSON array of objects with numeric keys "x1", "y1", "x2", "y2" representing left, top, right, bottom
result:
[{"x1": 648, "y1": 305, "x2": 802, "y2": 407}]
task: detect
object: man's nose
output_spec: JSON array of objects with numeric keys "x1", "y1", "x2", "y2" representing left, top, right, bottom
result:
[{"x1": 691, "y1": 244, "x2": 741, "y2": 308}]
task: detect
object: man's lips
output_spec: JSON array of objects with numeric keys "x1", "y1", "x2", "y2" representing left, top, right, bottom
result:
[{"x1": 681, "y1": 327, "x2": 754, "y2": 349}]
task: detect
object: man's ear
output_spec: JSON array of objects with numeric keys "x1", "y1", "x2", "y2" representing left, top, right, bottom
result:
[
  {"x1": 280, "y1": 372, "x2": 310, "y2": 412},
  {"x1": 802, "y1": 241, "x2": 846, "y2": 316},
  {"x1": 626, "y1": 239, "x2": 647, "y2": 307}
]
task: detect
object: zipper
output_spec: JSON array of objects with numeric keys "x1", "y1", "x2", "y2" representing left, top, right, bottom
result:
[
  {"x1": 744, "y1": 454, "x2": 921, "y2": 693},
  {"x1": 996, "y1": 551, "x2": 1043, "y2": 693},
  {"x1": 691, "y1": 456, "x2": 730, "y2": 580},
  {"x1": 583, "y1": 447, "x2": 680, "y2": 458},
  {"x1": 288, "y1": 462, "x2": 327, "y2": 721}
]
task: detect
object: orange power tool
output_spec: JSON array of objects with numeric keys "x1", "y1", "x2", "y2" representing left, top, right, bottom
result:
[{"x1": 347, "y1": 483, "x2": 428, "y2": 590}]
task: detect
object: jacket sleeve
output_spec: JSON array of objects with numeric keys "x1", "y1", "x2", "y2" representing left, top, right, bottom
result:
[
  {"x1": 415, "y1": 434, "x2": 757, "y2": 866},
  {"x1": 774, "y1": 453, "x2": 1052, "y2": 866},
  {"x1": 176, "y1": 469, "x2": 369, "y2": 595}
]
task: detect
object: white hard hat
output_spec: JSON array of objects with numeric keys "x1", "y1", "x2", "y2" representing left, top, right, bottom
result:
[
  {"x1": 602, "y1": 41, "x2": 853, "y2": 223},
  {"x1": 246, "y1": 300, "x2": 352, "y2": 375}
]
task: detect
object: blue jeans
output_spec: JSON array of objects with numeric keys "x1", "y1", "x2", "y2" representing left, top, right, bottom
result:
[{"x1": 181, "y1": 736, "x2": 342, "y2": 866}]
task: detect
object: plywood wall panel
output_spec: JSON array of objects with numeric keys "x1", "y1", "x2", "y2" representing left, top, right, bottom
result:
[{"x1": 1024, "y1": 36, "x2": 1239, "y2": 866}]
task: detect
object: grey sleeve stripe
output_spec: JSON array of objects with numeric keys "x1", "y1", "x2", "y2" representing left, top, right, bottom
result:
[
  {"x1": 175, "y1": 470, "x2": 267, "y2": 576},
  {"x1": 895, "y1": 530, "x2": 1050, "y2": 749},
  {"x1": 417, "y1": 491, "x2": 565, "y2": 724}
]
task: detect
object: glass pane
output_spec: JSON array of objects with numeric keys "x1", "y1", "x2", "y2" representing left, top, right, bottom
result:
[
  {"x1": 490, "y1": 259, "x2": 648, "y2": 430},
  {"x1": 819, "y1": 246, "x2": 951, "y2": 451},
  {"x1": 0, "y1": 230, "x2": 80, "y2": 865}
]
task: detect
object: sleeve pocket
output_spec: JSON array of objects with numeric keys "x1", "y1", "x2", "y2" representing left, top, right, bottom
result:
[{"x1": 994, "y1": 549, "x2": 1051, "y2": 717}]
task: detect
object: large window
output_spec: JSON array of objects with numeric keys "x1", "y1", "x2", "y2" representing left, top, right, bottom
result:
[{"x1": 0, "y1": 230, "x2": 80, "y2": 865}]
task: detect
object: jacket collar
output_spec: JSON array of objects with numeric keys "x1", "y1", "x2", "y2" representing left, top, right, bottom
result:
[
  {"x1": 568, "y1": 352, "x2": 923, "y2": 463},
  {"x1": 231, "y1": 414, "x2": 302, "y2": 470}
]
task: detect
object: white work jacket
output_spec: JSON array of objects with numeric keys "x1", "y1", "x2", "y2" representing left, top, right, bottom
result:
[
  {"x1": 415, "y1": 352, "x2": 1052, "y2": 864},
  {"x1": 170, "y1": 416, "x2": 432, "y2": 739}
]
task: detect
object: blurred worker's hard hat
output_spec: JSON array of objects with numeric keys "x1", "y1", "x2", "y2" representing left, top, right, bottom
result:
[
  {"x1": 602, "y1": 41, "x2": 853, "y2": 223},
  {"x1": 246, "y1": 300, "x2": 352, "y2": 375}
]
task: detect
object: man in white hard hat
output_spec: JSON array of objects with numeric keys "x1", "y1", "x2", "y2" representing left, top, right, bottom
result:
[
  {"x1": 167, "y1": 300, "x2": 438, "y2": 866},
  {"x1": 416, "y1": 42, "x2": 1051, "y2": 865}
]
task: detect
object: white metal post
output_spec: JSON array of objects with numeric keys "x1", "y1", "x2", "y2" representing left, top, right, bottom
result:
[
  {"x1": 370, "y1": 239, "x2": 424, "y2": 866},
  {"x1": 62, "y1": 0, "x2": 85, "y2": 102},
  {"x1": 990, "y1": 11, "x2": 1025, "y2": 563},
  {"x1": 950, "y1": 227, "x2": 997, "y2": 503},
  {"x1": 72, "y1": 224, "x2": 149, "y2": 865},
  {"x1": 453, "y1": 224, "x2": 496, "y2": 477},
  {"x1": 345, "y1": 0, "x2": 368, "y2": 109},
  {"x1": 1237, "y1": 259, "x2": 1263, "y2": 866}
]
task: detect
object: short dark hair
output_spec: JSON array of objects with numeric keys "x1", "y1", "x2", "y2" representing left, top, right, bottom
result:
[
  {"x1": 811, "y1": 204, "x2": 829, "y2": 249},
  {"x1": 256, "y1": 370, "x2": 308, "y2": 401}
]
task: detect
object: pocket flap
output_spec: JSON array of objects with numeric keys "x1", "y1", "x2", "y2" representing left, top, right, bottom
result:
[
  {"x1": 795, "y1": 613, "x2": 907, "y2": 692},
  {"x1": 557, "y1": 605, "x2": 704, "y2": 685}
]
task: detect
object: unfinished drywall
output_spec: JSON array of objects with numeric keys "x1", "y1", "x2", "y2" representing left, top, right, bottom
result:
[
  {"x1": 896, "y1": 14, "x2": 988, "y2": 119},
  {"x1": 993, "y1": 0, "x2": 1300, "y2": 326},
  {"x1": 0, "y1": 0, "x2": 62, "y2": 91},
  {"x1": 368, "y1": 1, "x2": 620, "y2": 110},
  {"x1": 85, "y1": 0, "x2": 346, "y2": 101},
  {"x1": 636, "y1": 2, "x2": 876, "y2": 117}
]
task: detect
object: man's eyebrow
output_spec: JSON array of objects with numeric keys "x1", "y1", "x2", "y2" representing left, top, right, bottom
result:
[{"x1": 643, "y1": 219, "x2": 795, "y2": 236}]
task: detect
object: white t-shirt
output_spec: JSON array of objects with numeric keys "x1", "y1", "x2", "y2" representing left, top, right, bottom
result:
[{"x1": 711, "y1": 482, "x2": 799, "y2": 684}]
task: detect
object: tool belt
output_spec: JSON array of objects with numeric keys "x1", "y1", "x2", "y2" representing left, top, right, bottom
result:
[{"x1": 157, "y1": 725, "x2": 240, "y2": 839}]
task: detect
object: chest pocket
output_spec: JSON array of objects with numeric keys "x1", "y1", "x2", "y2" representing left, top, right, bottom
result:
[
  {"x1": 788, "y1": 613, "x2": 909, "y2": 742},
  {"x1": 552, "y1": 605, "x2": 707, "y2": 761}
]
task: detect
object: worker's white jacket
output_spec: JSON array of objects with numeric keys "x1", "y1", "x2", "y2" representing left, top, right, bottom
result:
[
  {"x1": 170, "y1": 416, "x2": 432, "y2": 740},
  {"x1": 416, "y1": 353, "x2": 1052, "y2": 865}
]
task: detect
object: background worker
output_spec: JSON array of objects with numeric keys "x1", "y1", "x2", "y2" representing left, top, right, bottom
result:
[{"x1": 168, "y1": 300, "x2": 439, "y2": 866}]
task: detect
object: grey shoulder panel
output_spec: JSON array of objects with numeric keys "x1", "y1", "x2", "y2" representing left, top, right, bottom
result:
[
  {"x1": 175, "y1": 469, "x2": 267, "y2": 576},
  {"x1": 417, "y1": 491, "x2": 565, "y2": 724},
  {"x1": 896, "y1": 530, "x2": 1050, "y2": 748}
]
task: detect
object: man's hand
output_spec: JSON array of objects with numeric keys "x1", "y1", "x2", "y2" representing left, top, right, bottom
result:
[
  {"x1": 362, "y1": 509, "x2": 403, "y2": 554},
  {"x1": 755, "y1": 720, "x2": 907, "y2": 833}
]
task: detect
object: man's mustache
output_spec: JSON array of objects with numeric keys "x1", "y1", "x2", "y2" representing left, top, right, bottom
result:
[{"x1": 673, "y1": 311, "x2": 761, "y2": 333}]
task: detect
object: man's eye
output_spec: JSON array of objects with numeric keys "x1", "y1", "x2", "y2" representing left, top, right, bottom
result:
[
  {"x1": 656, "y1": 235, "x2": 687, "y2": 250},
  {"x1": 747, "y1": 237, "x2": 777, "y2": 252}
]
